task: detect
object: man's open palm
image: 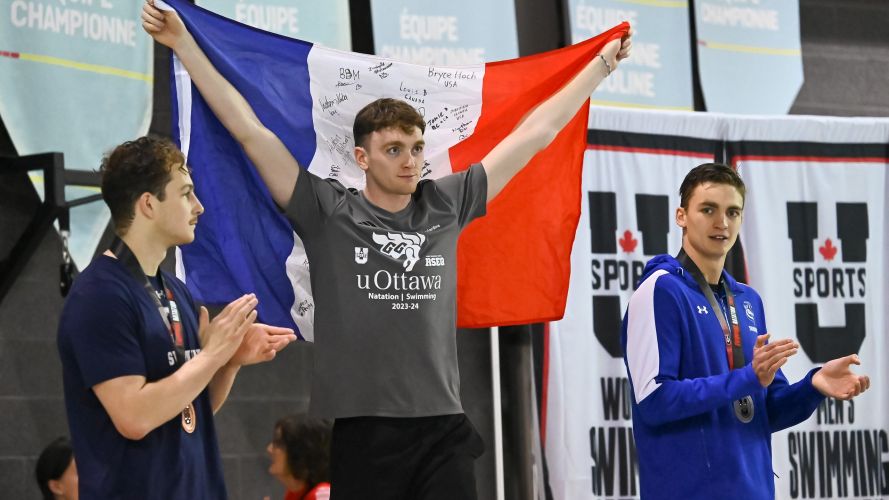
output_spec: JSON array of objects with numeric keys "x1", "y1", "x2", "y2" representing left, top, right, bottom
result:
[{"x1": 812, "y1": 354, "x2": 870, "y2": 400}]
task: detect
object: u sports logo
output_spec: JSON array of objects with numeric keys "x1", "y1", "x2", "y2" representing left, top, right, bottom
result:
[
  {"x1": 372, "y1": 232, "x2": 426, "y2": 272},
  {"x1": 588, "y1": 192, "x2": 671, "y2": 358},
  {"x1": 355, "y1": 247, "x2": 368, "y2": 264},
  {"x1": 786, "y1": 201, "x2": 868, "y2": 362}
]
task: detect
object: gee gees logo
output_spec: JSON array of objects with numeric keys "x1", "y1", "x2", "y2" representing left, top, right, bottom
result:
[{"x1": 372, "y1": 232, "x2": 426, "y2": 272}]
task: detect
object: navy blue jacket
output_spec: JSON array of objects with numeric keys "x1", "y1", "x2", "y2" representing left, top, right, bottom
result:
[{"x1": 58, "y1": 256, "x2": 226, "y2": 499}]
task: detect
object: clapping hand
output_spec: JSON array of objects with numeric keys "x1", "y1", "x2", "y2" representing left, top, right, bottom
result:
[
  {"x1": 230, "y1": 322, "x2": 298, "y2": 366},
  {"x1": 812, "y1": 354, "x2": 870, "y2": 400},
  {"x1": 751, "y1": 334, "x2": 798, "y2": 387}
]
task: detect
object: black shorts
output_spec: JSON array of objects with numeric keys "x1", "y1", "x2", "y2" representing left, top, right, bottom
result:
[{"x1": 329, "y1": 413, "x2": 484, "y2": 500}]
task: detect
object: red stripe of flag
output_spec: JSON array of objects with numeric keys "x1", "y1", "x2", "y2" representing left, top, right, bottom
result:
[{"x1": 450, "y1": 23, "x2": 629, "y2": 328}]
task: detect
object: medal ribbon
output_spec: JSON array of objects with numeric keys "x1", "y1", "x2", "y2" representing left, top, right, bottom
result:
[
  {"x1": 111, "y1": 238, "x2": 197, "y2": 433},
  {"x1": 676, "y1": 249, "x2": 744, "y2": 370},
  {"x1": 110, "y1": 238, "x2": 186, "y2": 367}
]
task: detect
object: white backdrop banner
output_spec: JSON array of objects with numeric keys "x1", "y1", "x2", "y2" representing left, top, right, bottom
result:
[
  {"x1": 545, "y1": 108, "x2": 889, "y2": 499},
  {"x1": 545, "y1": 108, "x2": 720, "y2": 499},
  {"x1": 728, "y1": 118, "x2": 889, "y2": 499}
]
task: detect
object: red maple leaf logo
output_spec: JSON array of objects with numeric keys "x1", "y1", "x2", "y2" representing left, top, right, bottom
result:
[
  {"x1": 819, "y1": 238, "x2": 837, "y2": 261},
  {"x1": 619, "y1": 230, "x2": 637, "y2": 253}
]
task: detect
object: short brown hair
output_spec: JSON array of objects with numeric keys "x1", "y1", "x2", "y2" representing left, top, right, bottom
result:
[
  {"x1": 679, "y1": 163, "x2": 746, "y2": 208},
  {"x1": 100, "y1": 136, "x2": 186, "y2": 234},
  {"x1": 353, "y1": 98, "x2": 425, "y2": 148}
]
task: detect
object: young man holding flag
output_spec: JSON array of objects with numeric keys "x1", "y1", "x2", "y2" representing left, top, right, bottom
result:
[{"x1": 142, "y1": 1, "x2": 631, "y2": 497}]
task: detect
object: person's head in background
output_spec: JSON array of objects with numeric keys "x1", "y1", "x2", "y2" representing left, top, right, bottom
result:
[
  {"x1": 267, "y1": 415, "x2": 332, "y2": 494},
  {"x1": 35, "y1": 436, "x2": 78, "y2": 500}
]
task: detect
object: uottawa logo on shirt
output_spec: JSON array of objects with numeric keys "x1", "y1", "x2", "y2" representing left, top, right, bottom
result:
[{"x1": 355, "y1": 231, "x2": 443, "y2": 294}]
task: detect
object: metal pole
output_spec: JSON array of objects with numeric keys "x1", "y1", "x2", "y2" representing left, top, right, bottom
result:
[{"x1": 491, "y1": 326, "x2": 505, "y2": 500}]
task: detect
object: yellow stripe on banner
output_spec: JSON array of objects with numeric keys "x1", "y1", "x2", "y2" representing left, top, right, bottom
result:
[
  {"x1": 28, "y1": 173, "x2": 102, "y2": 193},
  {"x1": 614, "y1": 0, "x2": 688, "y2": 8},
  {"x1": 590, "y1": 99, "x2": 694, "y2": 111},
  {"x1": 699, "y1": 41, "x2": 801, "y2": 57},
  {"x1": 17, "y1": 53, "x2": 153, "y2": 82}
]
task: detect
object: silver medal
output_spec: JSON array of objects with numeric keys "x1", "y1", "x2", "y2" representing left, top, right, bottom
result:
[{"x1": 734, "y1": 395, "x2": 754, "y2": 423}]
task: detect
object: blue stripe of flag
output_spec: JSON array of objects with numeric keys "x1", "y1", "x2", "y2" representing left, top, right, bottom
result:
[{"x1": 167, "y1": 0, "x2": 315, "y2": 333}]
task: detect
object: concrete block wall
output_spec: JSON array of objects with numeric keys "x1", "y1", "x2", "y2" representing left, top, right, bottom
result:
[
  {"x1": 0, "y1": 171, "x2": 70, "y2": 498},
  {"x1": 792, "y1": 0, "x2": 889, "y2": 116}
]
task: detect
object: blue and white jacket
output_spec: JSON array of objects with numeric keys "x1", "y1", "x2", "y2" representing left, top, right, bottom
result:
[{"x1": 621, "y1": 254, "x2": 824, "y2": 500}]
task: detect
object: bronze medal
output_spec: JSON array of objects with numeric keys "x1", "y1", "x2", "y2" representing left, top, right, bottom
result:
[
  {"x1": 182, "y1": 403, "x2": 197, "y2": 433},
  {"x1": 734, "y1": 395, "x2": 754, "y2": 423}
]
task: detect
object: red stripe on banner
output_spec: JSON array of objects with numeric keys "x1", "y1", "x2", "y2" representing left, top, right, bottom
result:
[
  {"x1": 450, "y1": 23, "x2": 630, "y2": 328},
  {"x1": 0, "y1": 51, "x2": 21, "y2": 59},
  {"x1": 734, "y1": 154, "x2": 889, "y2": 164},
  {"x1": 540, "y1": 322, "x2": 551, "y2": 446},
  {"x1": 587, "y1": 144, "x2": 714, "y2": 158}
]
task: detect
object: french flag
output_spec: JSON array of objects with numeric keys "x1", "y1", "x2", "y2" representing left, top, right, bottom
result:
[{"x1": 163, "y1": 0, "x2": 628, "y2": 340}]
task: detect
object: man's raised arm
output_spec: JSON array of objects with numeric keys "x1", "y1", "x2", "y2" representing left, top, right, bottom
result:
[
  {"x1": 481, "y1": 30, "x2": 632, "y2": 203},
  {"x1": 141, "y1": 1, "x2": 298, "y2": 209}
]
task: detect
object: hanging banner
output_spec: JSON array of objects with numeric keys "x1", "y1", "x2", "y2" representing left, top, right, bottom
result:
[
  {"x1": 545, "y1": 107, "x2": 719, "y2": 499},
  {"x1": 695, "y1": 0, "x2": 803, "y2": 114},
  {"x1": 369, "y1": 0, "x2": 518, "y2": 65},
  {"x1": 567, "y1": 0, "x2": 693, "y2": 111},
  {"x1": 0, "y1": 0, "x2": 152, "y2": 267},
  {"x1": 728, "y1": 117, "x2": 889, "y2": 499},
  {"x1": 197, "y1": 0, "x2": 351, "y2": 49}
]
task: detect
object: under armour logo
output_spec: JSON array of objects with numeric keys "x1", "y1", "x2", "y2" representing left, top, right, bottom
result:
[{"x1": 697, "y1": 305, "x2": 709, "y2": 315}]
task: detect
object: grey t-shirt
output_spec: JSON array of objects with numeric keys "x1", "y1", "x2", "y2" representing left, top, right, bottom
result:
[{"x1": 286, "y1": 164, "x2": 487, "y2": 418}]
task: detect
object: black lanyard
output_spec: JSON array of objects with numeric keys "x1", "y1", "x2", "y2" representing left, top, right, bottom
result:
[
  {"x1": 110, "y1": 238, "x2": 186, "y2": 368},
  {"x1": 676, "y1": 249, "x2": 744, "y2": 370}
]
